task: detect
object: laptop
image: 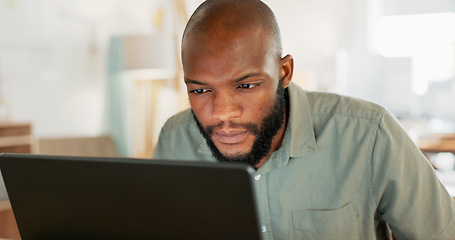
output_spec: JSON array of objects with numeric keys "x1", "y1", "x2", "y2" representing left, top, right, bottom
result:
[{"x1": 0, "y1": 153, "x2": 263, "y2": 240}]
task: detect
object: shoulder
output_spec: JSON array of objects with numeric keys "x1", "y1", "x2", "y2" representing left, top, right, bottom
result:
[
  {"x1": 162, "y1": 108, "x2": 195, "y2": 127},
  {"x1": 154, "y1": 108, "x2": 210, "y2": 160},
  {"x1": 160, "y1": 108, "x2": 199, "y2": 137},
  {"x1": 291, "y1": 84, "x2": 387, "y2": 123}
]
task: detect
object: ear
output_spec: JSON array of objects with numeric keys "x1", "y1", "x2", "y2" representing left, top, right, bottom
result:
[{"x1": 279, "y1": 54, "x2": 294, "y2": 88}]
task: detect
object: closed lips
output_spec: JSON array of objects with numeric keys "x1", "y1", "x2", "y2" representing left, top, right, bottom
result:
[{"x1": 213, "y1": 130, "x2": 248, "y2": 144}]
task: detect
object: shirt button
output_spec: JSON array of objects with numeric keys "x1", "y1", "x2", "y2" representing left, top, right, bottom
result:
[
  {"x1": 261, "y1": 225, "x2": 267, "y2": 233},
  {"x1": 254, "y1": 175, "x2": 261, "y2": 181}
]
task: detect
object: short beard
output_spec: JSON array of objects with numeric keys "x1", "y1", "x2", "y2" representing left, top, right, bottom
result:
[{"x1": 192, "y1": 81, "x2": 287, "y2": 167}]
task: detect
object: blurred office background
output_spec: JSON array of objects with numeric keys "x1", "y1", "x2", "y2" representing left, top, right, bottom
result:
[
  {"x1": 0, "y1": 0, "x2": 454, "y2": 237},
  {"x1": 0, "y1": 0, "x2": 454, "y2": 160}
]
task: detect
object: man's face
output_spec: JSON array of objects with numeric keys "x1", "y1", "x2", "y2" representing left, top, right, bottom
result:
[
  {"x1": 182, "y1": 27, "x2": 286, "y2": 166},
  {"x1": 192, "y1": 81, "x2": 286, "y2": 166}
]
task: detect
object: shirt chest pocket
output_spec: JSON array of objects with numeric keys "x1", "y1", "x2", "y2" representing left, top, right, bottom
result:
[{"x1": 291, "y1": 202, "x2": 359, "y2": 239}]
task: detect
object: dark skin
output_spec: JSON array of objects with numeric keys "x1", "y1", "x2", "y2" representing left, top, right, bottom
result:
[{"x1": 182, "y1": 11, "x2": 294, "y2": 169}]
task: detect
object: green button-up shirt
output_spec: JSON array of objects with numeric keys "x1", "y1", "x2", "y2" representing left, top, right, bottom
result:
[{"x1": 153, "y1": 83, "x2": 455, "y2": 240}]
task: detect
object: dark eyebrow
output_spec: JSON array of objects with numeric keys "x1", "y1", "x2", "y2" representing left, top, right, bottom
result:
[
  {"x1": 184, "y1": 73, "x2": 261, "y2": 85},
  {"x1": 234, "y1": 73, "x2": 261, "y2": 83},
  {"x1": 184, "y1": 78, "x2": 205, "y2": 85}
]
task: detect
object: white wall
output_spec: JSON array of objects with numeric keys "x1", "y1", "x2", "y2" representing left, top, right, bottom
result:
[
  {"x1": 265, "y1": 0, "x2": 351, "y2": 90},
  {"x1": 0, "y1": 0, "x2": 163, "y2": 137}
]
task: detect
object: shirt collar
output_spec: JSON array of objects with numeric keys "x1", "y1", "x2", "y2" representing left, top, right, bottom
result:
[{"x1": 286, "y1": 82, "x2": 318, "y2": 158}]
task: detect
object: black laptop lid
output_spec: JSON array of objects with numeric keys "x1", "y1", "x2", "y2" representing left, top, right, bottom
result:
[{"x1": 0, "y1": 153, "x2": 263, "y2": 240}]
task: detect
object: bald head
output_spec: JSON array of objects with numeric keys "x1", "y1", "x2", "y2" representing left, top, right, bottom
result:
[{"x1": 182, "y1": 0, "x2": 282, "y2": 59}]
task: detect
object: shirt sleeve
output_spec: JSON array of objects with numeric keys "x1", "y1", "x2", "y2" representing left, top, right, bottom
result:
[
  {"x1": 370, "y1": 109, "x2": 455, "y2": 240},
  {"x1": 152, "y1": 119, "x2": 184, "y2": 160},
  {"x1": 151, "y1": 110, "x2": 213, "y2": 162},
  {"x1": 152, "y1": 126, "x2": 169, "y2": 159}
]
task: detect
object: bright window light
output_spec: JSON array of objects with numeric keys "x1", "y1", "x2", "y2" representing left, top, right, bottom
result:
[
  {"x1": 373, "y1": 13, "x2": 455, "y2": 58},
  {"x1": 372, "y1": 13, "x2": 455, "y2": 95}
]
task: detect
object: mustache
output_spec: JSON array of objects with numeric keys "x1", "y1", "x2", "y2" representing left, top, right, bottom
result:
[{"x1": 205, "y1": 121, "x2": 261, "y2": 136}]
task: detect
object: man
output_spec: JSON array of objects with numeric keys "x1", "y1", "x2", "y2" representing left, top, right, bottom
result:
[{"x1": 153, "y1": 0, "x2": 455, "y2": 239}]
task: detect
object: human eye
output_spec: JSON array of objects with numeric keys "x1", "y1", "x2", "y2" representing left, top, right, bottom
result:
[
  {"x1": 237, "y1": 83, "x2": 260, "y2": 89},
  {"x1": 189, "y1": 88, "x2": 211, "y2": 95}
]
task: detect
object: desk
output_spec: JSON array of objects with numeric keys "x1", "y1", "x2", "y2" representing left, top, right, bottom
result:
[
  {"x1": 418, "y1": 133, "x2": 455, "y2": 154},
  {"x1": 418, "y1": 133, "x2": 455, "y2": 199},
  {"x1": 0, "y1": 201, "x2": 18, "y2": 240}
]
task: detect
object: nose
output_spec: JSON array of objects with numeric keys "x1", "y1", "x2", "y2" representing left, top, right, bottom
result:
[{"x1": 211, "y1": 91, "x2": 242, "y2": 122}]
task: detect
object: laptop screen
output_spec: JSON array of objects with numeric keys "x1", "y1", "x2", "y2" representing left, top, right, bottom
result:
[{"x1": 0, "y1": 153, "x2": 263, "y2": 240}]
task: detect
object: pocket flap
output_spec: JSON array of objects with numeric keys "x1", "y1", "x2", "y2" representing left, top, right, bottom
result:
[{"x1": 292, "y1": 202, "x2": 359, "y2": 234}]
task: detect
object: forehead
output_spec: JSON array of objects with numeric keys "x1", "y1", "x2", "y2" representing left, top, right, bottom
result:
[
  {"x1": 182, "y1": 27, "x2": 276, "y2": 81},
  {"x1": 183, "y1": 24, "x2": 270, "y2": 55}
]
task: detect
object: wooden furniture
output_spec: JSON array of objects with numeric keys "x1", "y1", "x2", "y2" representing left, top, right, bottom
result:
[
  {"x1": 0, "y1": 123, "x2": 35, "y2": 154},
  {"x1": 418, "y1": 133, "x2": 455, "y2": 200},
  {"x1": 38, "y1": 136, "x2": 118, "y2": 157},
  {"x1": 0, "y1": 201, "x2": 18, "y2": 240},
  {"x1": 418, "y1": 133, "x2": 455, "y2": 154},
  {"x1": 0, "y1": 122, "x2": 35, "y2": 240},
  {"x1": 418, "y1": 133, "x2": 455, "y2": 170},
  {"x1": 132, "y1": 78, "x2": 168, "y2": 159}
]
